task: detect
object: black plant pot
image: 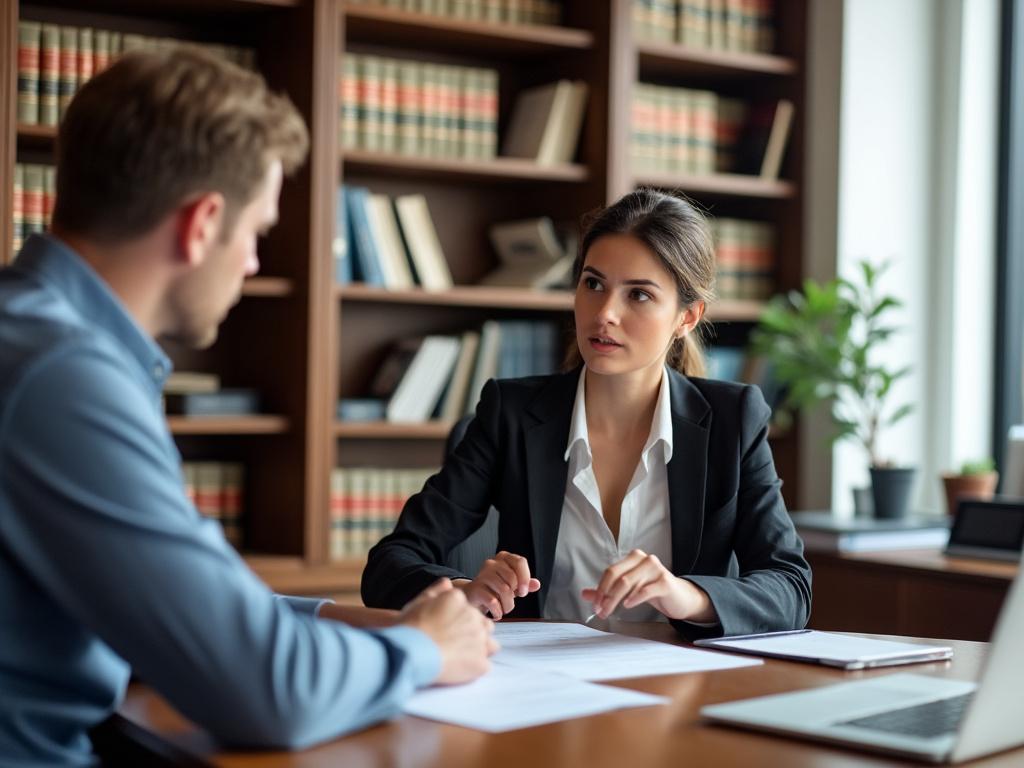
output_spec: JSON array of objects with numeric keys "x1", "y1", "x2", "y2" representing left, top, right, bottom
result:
[{"x1": 870, "y1": 466, "x2": 917, "y2": 519}]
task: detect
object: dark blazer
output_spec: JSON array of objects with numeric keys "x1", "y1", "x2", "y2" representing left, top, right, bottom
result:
[{"x1": 362, "y1": 367, "x2": 812, "y2": 640}]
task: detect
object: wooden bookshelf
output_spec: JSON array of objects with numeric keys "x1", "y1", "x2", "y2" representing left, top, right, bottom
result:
[
  {"x1": 339, "y1": 283, "x2": 574, "y2": 310},
  {"x1": 242, "y1": 276, "x2": 293, "y2": 297},
  {"x1": 636, "y1": 40, "x2": 798, "y2": 79},
  {"x1": 631, "y1": 171, "x2": 796, "y2": 199},
  {"x1": 343, "y1": 3, "x2": 594, "y2": 56},
  {"x1": 343, "y1": 149, "x2": 589, "y2": 183},
  {"x1": 3, "y1": 0, "x2": 810, "y2": 596},
  {"x1": 166, "y1": 416, "x2": 290, "y2": 435}
]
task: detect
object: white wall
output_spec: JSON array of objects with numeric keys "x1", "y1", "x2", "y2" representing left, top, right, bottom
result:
[{"x1": 829, "y1": 0, "x2": 999, "y2": 516}]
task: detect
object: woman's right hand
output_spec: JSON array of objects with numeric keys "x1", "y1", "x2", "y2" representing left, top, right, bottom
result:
[{"x1": 454, "y1": 551, "x2": 541, "y2": 620}]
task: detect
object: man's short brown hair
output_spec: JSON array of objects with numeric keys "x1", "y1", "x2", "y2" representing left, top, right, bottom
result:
[{"x1": 53, "y1": 47, "x2": 309, "y2": 242}]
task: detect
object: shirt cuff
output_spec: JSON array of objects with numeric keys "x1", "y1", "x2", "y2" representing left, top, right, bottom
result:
[
  {"x1": 275, "y1": 594, "x2": 332, "y2": 617},
  {"x1": 369, "y1": 625, "x2": 443, "y2": 688}
]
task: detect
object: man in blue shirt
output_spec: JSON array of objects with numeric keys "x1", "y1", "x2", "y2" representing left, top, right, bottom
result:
[{"x1": 0, "y1": 48, "x2": 495, "y2": 766}]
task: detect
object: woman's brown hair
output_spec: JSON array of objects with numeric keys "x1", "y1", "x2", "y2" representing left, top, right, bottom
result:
[{"x1": 565, "y1": 189, "x2": 716, "y2": 377}]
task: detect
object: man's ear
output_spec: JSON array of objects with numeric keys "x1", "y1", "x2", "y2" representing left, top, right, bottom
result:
[{"x1": 175, "y1": 192, "x2": 225, "y2": 267}]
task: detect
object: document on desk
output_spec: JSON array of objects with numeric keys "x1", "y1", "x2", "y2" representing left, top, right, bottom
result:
[
  {"x1": 492, "y1": 621, "x2": 760, "y2": 681},
  {"x1": 403, "y1": 663, "x2": 668, "y2": 732},
  {"x1": 693, "y1": 629, "x2": 954, "y2": 669}
]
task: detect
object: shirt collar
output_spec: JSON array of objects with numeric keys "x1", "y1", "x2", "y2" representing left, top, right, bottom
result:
[
  {"x1": 563, "y1": 365, "x2": 674, "y2": 465},
  {"x1": 14, "y1": 234, "x2": 173, "y2": 393}
]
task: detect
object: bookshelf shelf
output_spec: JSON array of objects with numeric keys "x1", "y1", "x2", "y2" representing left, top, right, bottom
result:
[
  {"x1": 242, "y1": 276, "x2": 293, "y2": 297},
  {"x1": 632, "y1": 171, "x2": 796, "y2": 199},
  {"x1": 16, "y1": 123, "x2": 55, "y2": 149},
  {"x1": 343, "y1": 5, "x2": 594, "y2": 57},
  {"x1": 334, "y1": 421, "x2": 453, "y2": 440},
  {"x1": 342, "y1": 149, "x2": 589, "y2": 183},
  {"x1": 166, "y1": 415, "x2": 289, "y2": 435},
  {"x1": 636, "y1": 41, "x2": 798, "y2": 80},
  {"x1": 339, "y1": 283, "x2": 573, "y2": 311}
]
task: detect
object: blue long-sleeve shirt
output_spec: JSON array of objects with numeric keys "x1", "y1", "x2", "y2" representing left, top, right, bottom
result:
[{"x1": 0, "y1": 235, "x2": 440, "y2": 767}]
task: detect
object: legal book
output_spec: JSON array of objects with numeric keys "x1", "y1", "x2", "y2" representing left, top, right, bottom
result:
[
  {"x1": 164, "y1": 389, "x2": 261, "y2": 417},
  {"x1": 790, "y1": 511, "x2": 950, "y2": 553}
]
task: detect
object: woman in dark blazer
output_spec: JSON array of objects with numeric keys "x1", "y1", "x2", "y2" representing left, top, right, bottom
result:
[{"x1": 362, "y1": 190, "x2": 811, "y2": 640}]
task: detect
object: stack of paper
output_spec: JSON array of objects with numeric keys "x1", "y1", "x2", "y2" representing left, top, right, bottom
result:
[{"x1": 404, "y1": 622, "x2": 760, "y2": 732}]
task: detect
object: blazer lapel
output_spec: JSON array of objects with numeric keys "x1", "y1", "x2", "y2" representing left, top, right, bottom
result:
[
  {"x1": 523, "y1": 369, "x2": 577, "y2": 612},
  {"x1": 666, "y1": 370, "x2": 711, "y2": 574}
]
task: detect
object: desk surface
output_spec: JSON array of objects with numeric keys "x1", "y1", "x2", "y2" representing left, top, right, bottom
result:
[{"x1": 112, "y1": 622, "x2": 1024, "y2": 768}]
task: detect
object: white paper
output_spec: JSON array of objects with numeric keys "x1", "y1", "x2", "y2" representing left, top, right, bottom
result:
[
  {"x1": 403, "y1": 662, "x2": 668, "y2": 732},
  {"x1": 708, "y1": 630, "x2": 952, "y2": 663},
  {"x1": 492, "y1": 621, "x2": 760, "y2": 681}
]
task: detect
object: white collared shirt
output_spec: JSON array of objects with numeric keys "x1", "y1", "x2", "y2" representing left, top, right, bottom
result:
[{"x1": 543, "y1": 366, "x2": 674, "y2": 625}]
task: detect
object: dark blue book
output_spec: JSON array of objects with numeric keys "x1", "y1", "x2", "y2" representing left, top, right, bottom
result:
[
  {"x1": 335, "y1": 186, "x2": 353, "y2": 285},
  {"x1": 345, "y1": 186, "x2": 385, "y2": 286}
]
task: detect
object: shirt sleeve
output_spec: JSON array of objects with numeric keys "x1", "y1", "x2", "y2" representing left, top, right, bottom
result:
[{"x1": 0, "y1": 343, "x2": 440, "y2": 749}]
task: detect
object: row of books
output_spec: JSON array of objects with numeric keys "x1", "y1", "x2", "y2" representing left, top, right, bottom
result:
[
  {"x1": 337, "y1": 186, "x2": 453, "y2": 290},
  {"x1": 182, "y1": 462, "x2": 245, "y2": 547},
  {"x1": 632, "y1": 85, "x2": 793, "y2": 179},
  {"x1": 345, "y1": 0, "x2": 563, "y2": 25},
  {"x1": 329, "y1": 466, "x2": 436, "y2": 560},
  {"x1": 340, "y1": 54, "x2": 499, "y2": 160},
  {"x1": 11, "y1": 163, "x2": 55, "y2": 255},
  {"x1": 340, "y1": 319, "x2": 562, "y2": 423},
  {"x1": 633, "y1": 0, "x2": 776, "y2": 54},
  {"x1": 16, "y1": 21, "x2": 254, "y2": 127},
  {"x1": 710, "y1": 217, "x2": 775, "y2": 301}
]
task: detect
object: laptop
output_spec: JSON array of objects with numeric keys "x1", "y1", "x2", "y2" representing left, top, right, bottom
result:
[{"x1": 700, "y1": 558, "x2": 1024, "y2": 763}]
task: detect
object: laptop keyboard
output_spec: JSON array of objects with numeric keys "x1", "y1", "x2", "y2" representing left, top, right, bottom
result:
[{"x1": 839, "y1": 693, "x2": 974, "y2": 739}]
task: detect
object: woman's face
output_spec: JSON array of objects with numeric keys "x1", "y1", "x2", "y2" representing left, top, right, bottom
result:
[{"x1": 574, "y1": 233, "x2": 699, "y2": 378}]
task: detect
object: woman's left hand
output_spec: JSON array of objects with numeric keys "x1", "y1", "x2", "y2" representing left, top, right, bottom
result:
[{"x1": 581, "y1": 549, "x2": 717, "y2": 623}]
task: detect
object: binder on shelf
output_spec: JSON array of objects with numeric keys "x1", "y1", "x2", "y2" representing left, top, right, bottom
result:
[
  {"x1": 501, "y1": 79, "x2": 588, "y2": 165},
  {"x1": 394, "y1": 194, "x2": 454, "y2": 290}
]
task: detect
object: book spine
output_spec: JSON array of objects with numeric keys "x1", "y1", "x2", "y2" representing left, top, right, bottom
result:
[
  {"x1": 396, "y1": 60, "x2": 421, "y2": 156},
  {"x1": 78, "y1": 28, "x2": 94, "y2": 88},
  {"x1": 17, "y1": 22, "x2": 41, "y2": 125},
  {"x1": 58, "y1": 26, "x2": 79, "y2": 119},
  {"x1": 379, "y1": 58, "x2": 399, "y2": 154},
  {"x1": 340, "y1": 55, "x2": 359, "y2": 150},
  {"x1": 22, "y1": 165, "x2": 45, "y2": 239},
  {"x1": 330, "y1": 468, "x2": 345, "y2": 561},
  {"x1": 39, "y1": 25, "x2": 60, "y2": 126},
  {"x1": 221, "y1": 463, "x2": 244, "y2": 548},
  {"x1": 12, "y1": 165, "x2": 24, "y2": 255},
  {"x1": 358, "y1": 54, "x2": 383, "y2": 152},
  {"x1": 43, "y1": 166, "x2": 56, "y2": 229}
]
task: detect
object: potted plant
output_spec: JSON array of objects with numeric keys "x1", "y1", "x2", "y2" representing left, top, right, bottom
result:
[
  {"x1": 940, "y1": 458, "x2": 999, "y2": 517},
  {"x1": 750, "y1": 261, "x2": 916, "y2": 518}
]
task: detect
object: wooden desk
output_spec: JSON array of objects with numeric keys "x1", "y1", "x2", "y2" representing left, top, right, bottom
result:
[
  {"x1": 806, "y1": 549, "x2": 1018, "y2": 641},
  {"x1": 106, "y1": 623, "x2": 1024, "y2": 767}
]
